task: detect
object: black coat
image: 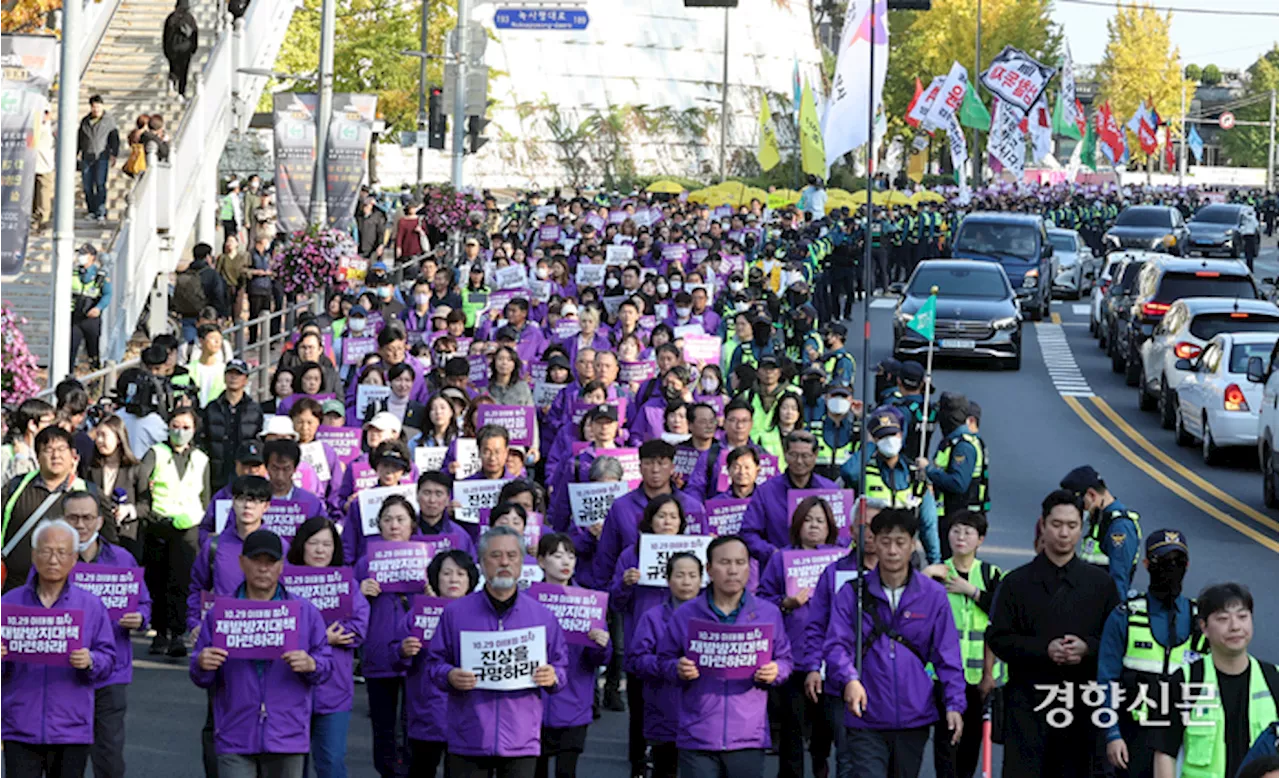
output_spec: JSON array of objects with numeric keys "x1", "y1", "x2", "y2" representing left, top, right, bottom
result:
[
  {"x1": 162, "y1": 3, "x2": 199, "y2": 62},
  {"x1": 86, "y1": 462, "x2": 149, "y2": 545},
  {"x1": 199, "y1": 392, "x2": 264, "y2": 491}
]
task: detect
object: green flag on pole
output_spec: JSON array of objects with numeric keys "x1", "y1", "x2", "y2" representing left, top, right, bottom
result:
[
  {"x1": 1080, "y1": 114, "x2": 1098, "y2": 171},
  {"x1": 958, "y1": 82, "x2": 991, "y2": 131},
  {"x1": 908, "y1": 294, "x2": 937, "y2": 341}
]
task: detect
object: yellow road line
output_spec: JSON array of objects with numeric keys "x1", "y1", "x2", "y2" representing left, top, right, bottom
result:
[
  {"x1": 1063, "y1": 396, "x2": 1278, "y2": 551},
  {"x1": 1050, "y1": 312, "x2": 1062, "y2": 324},
  {"x1": 1090, "y1": 396, "x2": 1279, "y2": 531}
]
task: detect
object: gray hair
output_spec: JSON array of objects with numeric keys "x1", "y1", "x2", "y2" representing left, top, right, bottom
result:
[
  {"x1": 32, "y1": 518, "x2": 77, "y2": 551},
  {"x1": 477, "y1": 525, "x2": 524, "y2": 557},
  {"x1": 589, "y1": 455, "x2": 624, "y2": 483},
  {"x1": 783, "y1": 429, "x2": 819, "y2": 454}
]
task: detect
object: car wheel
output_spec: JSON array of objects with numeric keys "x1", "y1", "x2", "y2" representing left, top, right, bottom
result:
[
  {"x1": 1124, "y1": 351, "x2": 1141, "y2": 386},
  {"x1": 1201, "y1": 415, "x2": 1221, "y2": 465},
  {"x1": 1097, "y1": 319, "x2": 1108, "y2": 349},
  {"x1": 1110, "y1": 333, "x2": 1126, "y2": 373},
  {"x1": 1028, "y1": 299, "x2": 1044, "y2": 322},
  {"x1": 1158, "y1": 378, "x2": 1176, "y2": 429},
  {"x1": 1138, "y1": 369, "x2": 1156, "y2": 410},
  {"x1": 1174, "y1": 406, "x2": 1194, "y2": 447},
  {"x1": 1230, "y1": 243, "x2": 1240, "y2": 259},
  {"x1": 1264, "y1": 442, "x2": 1278, "y2": 509}
]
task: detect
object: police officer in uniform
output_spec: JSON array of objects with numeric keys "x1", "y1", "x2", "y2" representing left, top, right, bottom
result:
[
  {"x1": 1060, "y1": 465, "x2": 1142, "y2": 600},
  {"x1": 919, "y1": 396, "x2": 989, "y2": 560},
  {"x1": 71, "y1": 244, "x2": 111, "y2": 370},
  {"x1": 1098, "y1": 530, "x2": 1208, "y2": 778},
  {"x1": 888, "y1": 361, "x2": 935, "y2": 463},
  {"x1": 814, "y1": 384, "x2": 858, "y2": 481},
  {"x1": 819, "y1": 323, "x2": 856, "y2": 387}
]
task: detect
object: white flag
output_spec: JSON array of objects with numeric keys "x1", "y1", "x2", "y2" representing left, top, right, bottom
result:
[
  {"x1": 821, "y1": 0, "x2": 890, "y2": 173},
  {"x1": 907, "y1": 75, "x2": 946, "y2": 130},
  {"x1": 1029, "y1": 97, "x2": 1053, "y2": 162},
  {"x1": 987, "y1": 98, "x2": 1026, "y2": 179},
  {"x1": 946, "y1": 114, "x2": 969, "y2": 170},
  {"x1": 1059, "y1": 42, "x2": 1082, "y2": 133},
  {"x1": 922, "y1": 62, "x2": 969, "y2": 135}
]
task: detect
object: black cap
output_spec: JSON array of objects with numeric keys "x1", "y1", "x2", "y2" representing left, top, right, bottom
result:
[
  {"x1": 1060, "y1": 465, "x2": 1105, "y2": 494},
  {"x1": 78, "y1": 243, "x2": 98, "y2": 255},
  {"x1": 241, "y1": 529, "x2": 284, "y2": 560},
  {"x1": 588, "y1": 404, "x2": 619, "y2": 423},
  {"x1": 823, "y1": 322, "x2": 848, "y2": 339},
  {"x1": 444, "y1": 356, "x2": 470, "y2": 377},
  {"x1": 899, "y1": 361, "x2": 925, "y2": 386},
  {"x1": 547, "y1": 354, "x2": 571, "y2": 370},
  {"x1": 1145, "y1": 529, "x2": 1189, "y2": 559},
  {"x1": 225, "y1": 358, "x2": 250, "y2": 375},
  {"x1": 495, "y1": 326, "x2": 519, "y2": 342},
  {"x1": 802, "y1": 364, "x2": 827, "y2": 380},
  {"x1": 826, "y1": 383, "x2": 853, "y2": 397},
  {"x1": 141, "y1": 345, "x2": 168, "y2": 366},
  {"x1": 866, "y1": 406, "x2": 903, "y2": 439},
  {"x1": 235, "y1": 440, "x2": 265, "y2": 465},
  {"x1": 757, "y1": 355, "x2": 780, "y2": 369}
]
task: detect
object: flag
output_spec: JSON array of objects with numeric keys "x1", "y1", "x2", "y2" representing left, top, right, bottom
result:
[
  {"x1": 1127, "y1": 100, "x2": 1158, "y2": 155},
  {"x1": 1149, "y1": 101, "x2": 1163, "y2": 129},
  {"x1": 907, "y1": 292, "x2": 937, "y2": 341},
  {"x1": 905, "y1": 77, "x2": 924, "y2": 128},
  {"x1": 923, "y1": 62, "x2": 969, "y2": 134},
  {"x1": 1080, "y1": 111, "x2": 1098, "y2": 170},
  {"x1": 907, "y1": 76, "x2": 945, "y2": 134},
  {"x1": 792, "y1": 56, "x2": 802, "y2": 116},
  {"x1": 799, "y1": 80, "x2": 826, "y2": 177},
  {"x1": 1164, "y1": 124, "x2": 1175, "y2": 170},
  {"x1": 907, "y1": 148, "x2": 926, "y2": 182},
  {"x1": 1125, "y1": 100, "x2": 1147, "y2": 137},
  {"x1": 979, "y1": 46, "x2": 1056, "y2": 116},
  {"x1": 1074, "y1": 98, "x2": 1087, "y2": 138},
  {"x1": 1098, "y1": 101, "x2": 1126, "y2": 164},
  {"x1": 959, "y1": 81, "x2": 991, "y2": 130},
  {"x1": 988, "y1": 98, "x2": 1026, "y2": 179},
  {"x1": 1187, "y1": 124, "x2": 1204, "y2": 163},
  {"x1": 1029, "y1": 97, "x2": 1053, "y2": 162},
  {"x1": 821, "y1": 0, "x2": 889, "y2": 173},
  {"x1": 1052, "y1": 43, "x2": 1082, "y2": 139},
  {"x1": 756, "y1": 93, "x2": 781, "y2": 172}
]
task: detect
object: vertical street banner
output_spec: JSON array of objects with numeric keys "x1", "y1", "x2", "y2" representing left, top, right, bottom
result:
[
  {"x1": 1, "y1": 34, "x2": 58, "y2": 276},
  {"x1": 987, "y1": 98, "x2": 1026, "y2": 179},
  {"x1": 1051, "y1": 42, "x2": 1082, "y2": 140},
  {"x1": 325, "y1": 93, "x2": 378, "y2": 234},
  {"x1": 272, "y1": 92, "x2": 318, "y2": 234}
]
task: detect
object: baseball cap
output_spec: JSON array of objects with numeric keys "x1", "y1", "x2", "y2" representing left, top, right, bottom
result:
[
  {"x1": 240, "y1": 529, "x2": 284, "y2": 561},
  {"x1": 866, "y1": 407, "x2": 903, "y2": 439},
  {"x1": 1060, "y1": 465, "x2": 1105, "y2": 494},
  {"x1": 547, "y1": 354, "x2": 571, "y2": 371},
  {"x1": 371, "y1": 261, "x2": 389, "y2": 273},
  {"x1": 899, "y1": 361, "x2": 925, "y2": 386},
  {"x1": 261, "y1": 415, "x2": 299, "y2": 440},
  {"x1": 321, "y1": 399, "x2": 345, "y2": 417},
  {"x1": 823, "y1": 322, "x2": 848, "y2": 339},
  {"x1": 560, "y1": 302, "x2": 579, "y2": 317},
  {"x1": 802, "y1": 364, "x2": 827, "y2": 380},
  {"x1": 367, "y1": 411, "x2": 403, "y2": 434},
  {"x1": 78, "y1": 243, "x2": 97, "y2": 255},
  {"x1": 1145, "y1": 529, "x2": 1189, "y2": 560},
  {"x1": 235, "y1": 440, "x2": 265, "y2": 465},
  {"x1": 757, "y1": 355, "x2": 780, "y2": 369},
  {"x1": 495, "y1": 326, "x2": 519, "y2": 342},
  {"x1": 141, "y1": 345, "x2": 167, "y2": 366},
  {"x1": 225, "y1": 359, "x2": 250, "y2": 375},
  {"x1": 371, "y1": 443, "x2": 411, "y2": 472},
  {"x1": 589, "y1": 404, "x2": 619, "y2": 423},
  {"x1": 465, "y1": 236, "x2": 480, "y2": 246},
  {"x1": 826, "y1": 383, "x2": 853, "y2": 397},
  {"x1": 348, "y1": 304, "x2": 368, "y2": 318},
  {"x1": 432, "y1": 306, "x2": 453, "y2": 320}
]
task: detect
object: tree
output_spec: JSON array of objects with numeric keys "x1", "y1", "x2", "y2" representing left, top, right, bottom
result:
[
  {"x1": 265, "y1": 0, "x2": 455, "y2": 133},
  {"x1": 1096, "y1": 1, "x2": 1192, "y2": 165},
  {"x1": 1219, "y1": 47, "x2": 1277, "y2": 167},
  {"x1": 1184, "y1": 63, "x2": 1201, "y2": 82},
  {"x1": 1200, "y1": 64, "x2": 1222, "y2": 87}
]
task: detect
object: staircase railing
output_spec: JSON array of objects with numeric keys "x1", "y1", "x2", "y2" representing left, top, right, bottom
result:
[
  {"x1": 79, "y1": 0, "x2": 124, "y2": 77},
  {"x1": 101, "y1": 0, "x2": 297, "y2": 361}
]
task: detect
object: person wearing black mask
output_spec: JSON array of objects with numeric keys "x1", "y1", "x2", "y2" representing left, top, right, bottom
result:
[
  {"x1": 1096, "y1": 530, "x2": 1208, "y2": 778},
  {"x1": 799, "y1": 365, "x2": 827, "y2": 432}
]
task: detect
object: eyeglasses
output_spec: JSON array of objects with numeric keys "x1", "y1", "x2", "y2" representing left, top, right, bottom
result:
[
  {"x1": 64, "y1": 513, "x2": 99, "y2": 526},
  {"x1": 35, "y1": 548, "x2": 74, "y2": 561},
  {"x1": 40, "y1": 445, "x2": 72, "y2": 456}
]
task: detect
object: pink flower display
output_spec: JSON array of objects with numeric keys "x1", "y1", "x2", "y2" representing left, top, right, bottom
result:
[
  {"x1": 1, "y1": 303, "x2": 43, "y2": 405},
  {"x1": 270, "y1": 226, "x2": 357, "y2": 297}
]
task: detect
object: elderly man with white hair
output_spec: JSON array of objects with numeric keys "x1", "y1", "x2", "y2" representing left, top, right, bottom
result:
[{"x1": 1, "y1": 518, "x2": 117, "y2": 778}]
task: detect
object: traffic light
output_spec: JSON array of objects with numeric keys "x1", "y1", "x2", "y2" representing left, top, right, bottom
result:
[
  {"x1": 466, "y1": 115, "x2": 490, "y2": 154},
  {"x1": 427, "y1": 87, "x2": 446, "y2": 150}
]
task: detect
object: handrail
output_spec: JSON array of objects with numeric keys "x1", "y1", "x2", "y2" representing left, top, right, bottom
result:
[{"x1": 79, "y1": 0, "x2": 125, "y2": 78}]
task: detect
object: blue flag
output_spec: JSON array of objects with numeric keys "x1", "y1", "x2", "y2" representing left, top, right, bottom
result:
[{"x1": 1187, "y1": 124, "x2": 1204, "y2": 164}]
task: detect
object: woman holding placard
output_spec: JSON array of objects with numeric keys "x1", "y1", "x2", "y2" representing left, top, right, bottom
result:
[
  {"x1": 757, "y1": 497, "x2": 842, "y2": 778},
  {"x1": 287, "y1": 517, "x2": 370, "y2": 778},
  {"x1": 627, "y1": 552, "x2": 704, "y2": 778},
  {"x1": 341, "y1": 440, "x2": 414, "y2": 564},
  {"x1": 397, "y1": 549, "x2": 479, "y2": 778}
]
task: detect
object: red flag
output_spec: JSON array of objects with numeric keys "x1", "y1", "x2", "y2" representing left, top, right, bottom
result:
[
  {"x1": 1073, "y1": 98, "x2": 1087, "y2": 137},
  {"x1": 905, "y1": 77, "x2": 923, "y2": 128},
  {"x1": 1098, "y1": 101, "x2": 1127, "y2": 163},
  {"x1": 1164, "y1": 125, "x2": 1175, "y2": 170}
]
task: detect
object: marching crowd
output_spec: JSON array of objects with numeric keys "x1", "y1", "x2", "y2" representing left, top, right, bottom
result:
[{"x1": 5, "y1": 182, "x2": 1279, "y2": 778}]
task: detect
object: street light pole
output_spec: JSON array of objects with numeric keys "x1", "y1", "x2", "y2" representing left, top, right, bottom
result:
[
  {"x1": 416, "y1": 0, "x2": 430, "y2": 184},
  {"x1": 450, "y1": 0, "x2": 470, "y2": 188},
  {"x1": 310, "y1": 0, "x2": 336, "y2": 226},
  {"x1": 718, "y1": 6, "x2": 730, "y2": 182},
  {"x1": 50, "y1": 0, "x2": 82, "y2": 384}
]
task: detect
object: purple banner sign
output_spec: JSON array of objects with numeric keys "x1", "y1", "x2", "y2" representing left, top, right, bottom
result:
[
  {"x1": 697, "y1": 498, "x2": 751, "y2": 537},
  {"x1": 71, "y1": 565, "x2": 144, "y2": 621},
  {"x1": 0, "y1": 605, "x2": 84, "y2": 665},
  {"x1": 476, "y1": 405, "x2": 536, "y2": 448},
  {"x1": 409, "y1": 595, "x2": 449, "y2": 642},
  {"x1": 527, "y1": 582, "x2": 608, "y2": 647},
  {"x1": 262, "y1": 500, "x2": 312, "y2": 539},
  {"x1": 686, "y1": 619, "x2": 773, "y2": 679},
  {"x1": 341, "y1": 336, "x2": 379, "y2": 366},
  {"x1": 209, "y1": 598, "x2": 302, "y2": 659},
  {"x1": 281, "y1": 566, "x2": 355, "y2": 623},
  {"x1": 366, "y1": 541, "x2": 431, "y2": 593},
  {"x1": 618, "y1": 359, "x2": 657, "y2": 384},
  {"x1": 787, "y1": 489, "x2": 856, "y2": 544},
  {"x1": 781, "y1": 549, "x2": 847, "y2": 597},
  {"x1": 315, "y1": 427, "x2": 363, "y2": 465}
]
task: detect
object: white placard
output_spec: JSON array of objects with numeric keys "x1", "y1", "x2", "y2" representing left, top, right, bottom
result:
[
  {"x1": 834, "y1": 570, "x2": 861, "y2": 593},
  {"x1": 415, "y1": 446, "x2": 448, "y2": 474},
  {"x1": 495, "y1": 264, "x2": 528, "y2": 291},
  {"x1": 604, "y1": 245, "x2": 634, "y2": 265},
  {"x1": 459, "y1": 625, "x2": 547, "y2": 691},
  {"x1": 356, "y1": 385, "x2": 392, "y2": 422},
  {"x1": 673, "y1": 324, "x2": 705, "y2": 340},
  {"x1": 453, "y1": 479, "x2": 511, "y2": 524},
  {"x1": 358, "y1": 484, "x2": 418, "y2": 536},
  {"x1": 214, "y1": 499, "x2": 232, "y2": 535},
  {"x1": 299, "y1": 441, "x2": 331, "y2": 482},
  {"x1": 636, "y1": 534, "x2": 713, "y2": 587},
  {"x1": 533, "y1": 381, "x2": 569, "y2": 407},
  {"x1": 454, "y1": 438, "x2": 480, "y2": 479},
  {"x1": 576, "y1": 264, "x2": 607, "y2": 287},
  {"x1": 568, "y1": 481, "x2": 630, "y2": 528}
]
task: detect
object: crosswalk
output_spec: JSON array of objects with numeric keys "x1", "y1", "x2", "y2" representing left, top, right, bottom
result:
[{"x1": 1035, "y1": 322, "x2": 1094, "y2": 397}]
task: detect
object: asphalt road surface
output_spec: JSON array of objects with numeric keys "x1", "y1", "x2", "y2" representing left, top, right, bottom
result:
[{"x1": 120, "y1": 251, "x2": 1278, "y2": 777}]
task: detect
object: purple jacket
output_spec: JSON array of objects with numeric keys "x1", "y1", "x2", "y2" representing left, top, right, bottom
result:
[
  {"x1": 739, "y1": 472, "x2": 838, "y2": 565},
  {"x1": 188, "y1": 524, "x2": 292, "y2": 632},
  {"x1": 799, "y1": 552, "x2": 861, "y2": 698},
  {"x1": 567, "y1": 526, "x2": 602, "y2": 590},
  {"x1": 398, "y1": 614, "x2": 450, "y2": 742},
  {"x1": 354, "y1": 552, "x2": 419, "y2": 679},
  {"x1": 591, "y1": 486, "x2": 705, "y2": 588},
  {"x1": 309, "y1": 578, "x2": 369, "y2": 715},
  {"x1": 546, "y1": 447, "x2": 600, "y2": 532},
  {"x1": 559, "y1": 332, "x2": 611, "y2": 377},
  {"x1": 609, "y1": 546, "x2": 671, "y2": 639},
  {"x1": 419, "y1": 516, "x2": 477, "y2": 559},
  {"x1": 1, "y1": 580, "x2": 117, "y2": 745},
  {"x1": 756, "y1": 545, "x2": 843, "y2": 661},
  {"x1": 330, "y1": 455, "x2": 419, "y2": 523},
  {"x1": 655, "y1": 591, "x2": 792, "y2": 752},
  {"x1": 190, "y1": 586, "x2": 334, "y2": 754},
  {"x1": 823, "y1": 568, "x2": 966, "y2": 731},
  {"x1": 626, "y1": 598, "x2": 682, "y2": 742},
  {"x1": 343, "y1": 355, "x2": 431, "y2": 416},
  {"x1": 424, "y1": 589, "x2": 570, "y2": 758},
  {"x1": 85, "y1": 542, "x2": 153, "y2": 687},
  {"x1": 543, "y1": 633, "x2": 610, "y2": 729},
  {"x1": 199, "y1": 488, "x2": 326, "y2": 547}
]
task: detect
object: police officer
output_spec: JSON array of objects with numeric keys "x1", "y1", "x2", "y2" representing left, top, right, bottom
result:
[
  {"x1": 890, "y1": 204, "x2": 910, "y2": 282},
  {"x1": 814, "y1": 384, "x2": 858, "y2": 481},
  {"x1": 888, "y1": 361, "x2": 934, "y2": 463},
  {"x1": 865, "y1": 206, "x2": 891, "y2": 294},
  {"x1": 919, "y1": 396, "x2": 988, "y2": 560},
  {"x1": 799, "y1": 365, "x2": 827, "y2": 431},
  {"x1": 71, "y1": 243, "x2": 111, "y2": 370},
  {"x1": 819, "y1": 323, "x2": 856, "y2": 387},
  {"x1": 1098, "y1": 530, "x2": 1208, "y2": 778},
  {"x1": 1059, "y1": 465, "x2": 1142, "y2": 600}
]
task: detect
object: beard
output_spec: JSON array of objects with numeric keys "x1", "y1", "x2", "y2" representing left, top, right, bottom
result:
[{"x1": 488, "y1": 575, "x2": 518, "y2": 591}]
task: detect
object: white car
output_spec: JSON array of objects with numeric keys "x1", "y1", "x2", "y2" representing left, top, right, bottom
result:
[
  {"x1": 1247, "y1": 342, "x2": 1279, "y2": 507},
  {"x1": 1048, "y1": 228, "x2": 1096, "y2": 299},
  {"x1": 1089, "y1": 256, "x2": 1124, "y2": 337},
  {"x1": 1137, "y1": 297, "x2": 1279, "y2": 428},
  {"x1": 1174, "y1": 332, "x2": 1280, "y2": 465}
]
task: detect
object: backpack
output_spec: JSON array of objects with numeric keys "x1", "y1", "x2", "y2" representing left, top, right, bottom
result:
[{"x1": 172, "y1": 268, "x2": 207, "y2": 316}]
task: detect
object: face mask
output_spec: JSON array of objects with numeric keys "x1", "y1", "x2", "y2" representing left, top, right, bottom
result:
[
  {"x1": 169, "y1": 428, "x2": 194, "y2": 447},
  {"x1": 536, "y1": 267, "x2": 549, "y2": 280},
  {"x1": 802, "y1": 380, "x2": 823, "y2": 401},
  {"x1": 662, "y1": 386, "x2": 682, "y2": 401},
  {"x1": 349, "y1": 318, "x2": 367, "y2": 333},
  {"x1": 379, "y1": 286, "x2": 394, "y2": 299},
  {"x1": 676, "y1": 307, "x2": 692, "y2": 319},
  {"x1": 671, "y1": 280, "x2": 684, "y2": 292},
  {"x1": 77, "y1": 531, "x2": 100, "y2": 553},
  {"x1": 78, "y1": 255, "x2": 93, "y2": 268},
  {"x1": 701, "y1": 377, "x2": 718, "y2": 393},
  {"x1": 606, "y1": 278, "x2": 620, "y2": 289},
  {"x1": 876, "y1": 436, "x2": 903, "y2": 459},
  {"x1": 415, "y1": 293, "x2": 431, "y2": 307},
  {"x1": 729, "y1": 281, "x2": 745, "y2": 293},
  {"x1": 735, "y1": 300, "x2": 751, "y2": 313},
  {"x1": 656, "y1": 282, "x2": 670, "y2": 296},
  {"x1": 827, "y1": 397, "x2": 851, "y2": 415},
  {"x1": 1147, "y1": 558, "x2": 1187, "y2": 604}
]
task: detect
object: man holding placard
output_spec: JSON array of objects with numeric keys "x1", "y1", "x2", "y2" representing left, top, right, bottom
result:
[
  {"x1": 740, "y1": 430, "x2": 838, "y2": 565},
  {"x1": 191, "y1": 529, "x2": 333, "y2": 778},
  {"x1": 424, "y1": 526, "x2": 568, "y2": 778},
  {"x1": 1, "y1": 519, "x2": 117, "y2": 778},
  {"x1": 655, "y1": 534, "x2": 791, "y2": 778}
]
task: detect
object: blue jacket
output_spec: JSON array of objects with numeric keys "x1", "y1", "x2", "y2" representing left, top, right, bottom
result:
[
  {"x1": 924, "y1": 426, "x2": 977, "y2": 497},
  {"x1": 1096, "y1": 593, "x2": 1196, "y2": 743},
  {"x1": 1097, "y1": 500, "x2": 1140, "y2": 600}
]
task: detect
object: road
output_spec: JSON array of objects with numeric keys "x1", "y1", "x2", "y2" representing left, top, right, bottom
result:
[{"x1": 119, "y1": 257, "x2": 1278, "y2": 777}]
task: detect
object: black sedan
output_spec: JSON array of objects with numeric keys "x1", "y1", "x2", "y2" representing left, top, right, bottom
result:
[
  {"x1": 1187, "y1": 203, "x2": 1260, "y2": 258},
  {"x1": 893, "y1": 260, "x2": 1022, "y2": 370},
  {"x1": 1103, "y1": 205, "x2": 1189, "y2": 256}
]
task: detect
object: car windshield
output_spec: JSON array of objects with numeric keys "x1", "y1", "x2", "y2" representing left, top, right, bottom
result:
[
  {"x1": 1154, "y1": 272, "x2": 1257, "y2": 303},
  {"x1": 953, "y1": 223, "x2": 1039, "y2": 260},
  {"x1": 1049, "y1": 234, "x2": 1077, "y2": 252},
  {"x1": 909, "y1": 267, "x2": 1008, "y2": 299},
  {"x1": 1191, "y1": 206, "x2": 1239, "y2": 225},
  {"x1": 1229, "y1": 342, "x2": 1276, "y2": 374},
  {"x1": 1116, "y1": 208, "x2": 1174, "y2": 228},
  {"x1": 1117, "y1": 261, "x2": 1146, "y2": 293},
  {"x1": 1189, "y1": 312, "x2": 1280, "y2": 340}
]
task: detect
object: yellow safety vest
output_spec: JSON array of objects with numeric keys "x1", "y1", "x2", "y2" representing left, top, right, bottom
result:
[
  {"x1": 863, "y1": 457, "x2": 926, "y2": 509},
  {"x1": 944, "y1": 558, "x2": 1005, "y2": 686},
  {"x1": 1080, "y1": 506, "x2": 1142, "y2": 569},
  {"x1": 149, "y1": 443, "x2": 208, "y2": 530},
  {"x1": 933, "y1": 432, "x2": 989, "y2": 519},
  {"x1": 1181, "y1": 657, "x2": 1277, "y2": 778},
  {"x1": 1121, "y1": 593, "x2": 1210, "y2": 721}
]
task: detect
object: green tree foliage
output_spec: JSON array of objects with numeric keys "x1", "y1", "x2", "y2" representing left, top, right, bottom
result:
[
  {"x1": 1219, "y1": 47, "x2": 1277, "y2": 167},
  {"x1": 1200, "y1": 64, "x2": 1222, "y2": 87},
  {"x1": 264, "y1": 0, "x2": 455, "y2": 133},
  {"x1": 1184, "y1": 63, "x2": 1201, "y2": 82}
]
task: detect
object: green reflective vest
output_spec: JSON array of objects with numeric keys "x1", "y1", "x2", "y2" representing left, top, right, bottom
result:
[
  {"x1": 944, "y1": 558, "x2": 1005, "y2": 685},
  {"x1": 2, "y1": 471, "x2": 88, "y2": 540},
  {"x1": 461, "y1": 287, "x2": 490, "y2": 329},
  {"x1": 1180, "y1": 657, "x2": 1278, "y2": 778},
  {"x1": 1080, "y1": 505, "x2": 1141, "y2": 570},
  {"x1": 933, "y1": 432, "x2": 989, "y2": 519},
  {"x1": 149, "y1": 443, "x2": 208, "y2": 530},
  {"x1": 1122, "y1": 594, "x2": 1209, "y2": 720},
  {"x1": 863, "y1": 457, "x2": 926, "y2": 509}
]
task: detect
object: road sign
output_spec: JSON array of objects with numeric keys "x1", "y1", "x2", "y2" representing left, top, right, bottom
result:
[
  {"x1": 1219, "y1": 111, "x2": 1236, "y2": 130},
  {"x1": 494, "y1": 7, "x2": 589, "y2": 30},
  {"x1": 448, "y1": 24, "x2": 488, "y2": 64}
]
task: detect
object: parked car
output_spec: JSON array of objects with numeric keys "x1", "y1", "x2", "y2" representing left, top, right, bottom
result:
[
  {"x1": 1115, "y1": 257, "x2": 1259, "y2": 386},
  {"x1": 1090, "y1": 255, "x2": 1125, "y2": 337},
  {"x1": 949, "y1": 212, "x2": 1054, "y2": 321},
  {"x1": 1048, "y1": 228, "x2": 1098, "y2": 299},
  {"x1": 1187, "y1": 203, "x2": 1260, "y2": 258},
  {"x1": 1137, "y1": 297, "x2": 1279, "y2": 427},
  {"x1": 893, "y1": 260, "x2": 1022, "y2": 370},
  {"x1": 1099, "y1": 252, "x2": 1156, "y2": 359},
  {"x1": 1246, "y1": 341, "x2": 1279, "y2": 508},
  {"x1": 1103, "y1": 205, "x2": 1190, "y2": 256},
  {"x1": 1174, "y1": 332, "x2": 1279, "y2": 465}
]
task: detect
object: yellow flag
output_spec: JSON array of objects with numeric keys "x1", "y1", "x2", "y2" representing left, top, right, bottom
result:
[
  {"x1": 756, "y1": 93, "x2": 780, "y2": 172},
  {"x1": 799, "y1": 80, "x2": 825, "y2": 178},
  {"x1": 907, "y1": 149, "x2": 926, "y2": 183}
]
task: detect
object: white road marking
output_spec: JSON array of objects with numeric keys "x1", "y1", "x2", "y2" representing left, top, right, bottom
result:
[
  {"x1": 1036, "y1": 323, "x2": 1094, "y2": 398},
  {"x1": 1071, "y1": 304, "x2": 1091, "y2": 316},
  {"x1": 870, "y1": 297, "x2": 898, "y2": 309}
]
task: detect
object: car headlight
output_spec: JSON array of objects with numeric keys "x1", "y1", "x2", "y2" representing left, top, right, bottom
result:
[
  {"x1": 993, "y1": 316, "x2": 1019, "y2": 330},
  {"x1": 1022, "y1": 269, "x2": 1039, "y2": 288},
  {"x1": 1154, "y1": 234, "x2": 1176, "y2": 248}
]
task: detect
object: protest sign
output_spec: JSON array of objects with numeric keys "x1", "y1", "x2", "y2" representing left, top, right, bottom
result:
[
  {"x1": 0, "y1": 606, "x2": 84, "y2": 665},
  {"x1": 459, "y1": 625, "x2": 547, "y2": 691},
  {"x1": 538, "y1": 225, "x2": 562, "y2": 243},
  {"x1": 781, "y1": 549, "x2": 847, "y2": 597},
  {"x1": 608, "y1": 209, "x2": 627, "y2": 224},
  {"x1": 476, "y1": 406, "x2": 536, "y2": 448},
  {"x1": 673, "y1": 323, "x2": 706, "y2": 341},
  {"x1": 262, "y1": 499, "x2": 311, "y2": 539},
  {"x1": 568, "y1": 481, "x2": 630, "y2": 527},
  {"x1": 214, "y1": 500, "x2": 233, "y2": 534},
  {"x1": 366, "y1": 540, "x2": 431, "y2": 593},
  {"x1": 408, "y1": 595, "x2": 449, "y2": 642},
  {"x1": 415, "y1": 446, "x2": 449, "y2": 474},
  {"x1": 618, "y1": 359, "x2": 657, "y2": 384},
  {"x1": 358, "y1": 484, "x2": 418, "y2": 535},
  {"x1": 533, "y1": 380, "x2": 569, "y2": 407},
  {"x1": 467, "y1": 355, "x2": 489, "y2": 388},
  {"x1": 453, "y1": 479, "x2": 511, "y2": 524},
  {"x1": 593, "y1": 448, "x2": 640, "y2": 485},
  {"x1": 299, "y1": 441, "x2": 332, "y2": 482},
  {"x1": 637, "y1": 534, "x2": 713, "y2": 587},
  {"x1": 529, "y1": 361, "x2": 550, "y2": 386},
  {"x1": 341, "y1": 336, "x2": 379, "y2": 366},
  {"x1": 528, "y1": 279, "x2": 552, "y2": 303},
  {"x1": 553, "y1": 319, "x2": 582, "y2": 340},
  {"x1": 604, "y1": 245, "x2": 633, "y2": 265},
  {"x1": 71, "y1": 566, "x2": 145, "y2": 621},
  {"x1": 527, "y1": 583, "x2": 607, "y2": 647},
  {"x1": 315, "y1": 427, "x2": 362, "y2": 465},
  {"x1": 209, "y1": 599, "x2": 301, "y2": 659},
  {"x1": 686, "y1": 619, "x2": 773, "y2": 679},
  {"x1": 681, "y1": 334, "x2": 722, "y2": 365},
  {"x1": 575, "y1": 264, "x2": 607, "y2": 287},
  {"x1": 834, "y1": 569, "x2": 861, "y2": 593},
  {"x1": 696, "y1": 498, "x2": 751, "y2": 537},
  {"x1": 281, "y1": 566, "x2": 355, "y2": 623},
  {"x1": 495, "y1": 264, "x2": 528, "y2": 290},
  {"x1": 585, "y1": 212, "x2": 605, "y2": 231},
  {"x1": 661, "y1": 244, "x2": 688, "y2": 262},
  {"x1": 356, "y1": 385, "x2": 391, "y2": 421},
  {"x1": 454, "y1": 438, "x2": 481, "y2": 479},
  {"x1": 672, "y1": 447, "x2": 702, "y2": 478},
  {"x1": 979, "y1": 45, "x2": 1056, "y2": 115},
  {"x1": 787, "y1": 489, "x2": 856, "y2": 543}
]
